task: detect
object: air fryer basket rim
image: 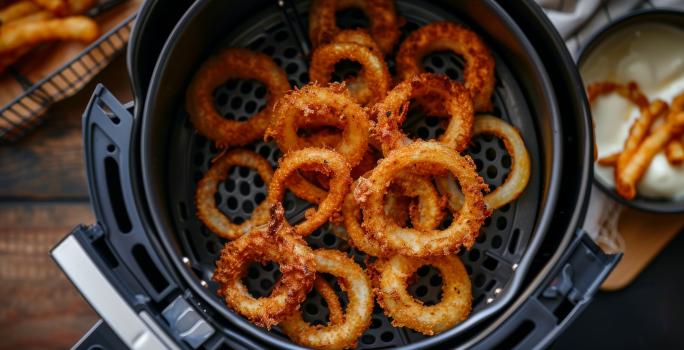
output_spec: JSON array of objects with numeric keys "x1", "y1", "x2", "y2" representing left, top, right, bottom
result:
[{"x1": 136, "y1": 0, "x2": 575, "y2": 348}]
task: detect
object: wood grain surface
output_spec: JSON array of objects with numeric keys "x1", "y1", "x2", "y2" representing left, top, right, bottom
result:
[{"x1": 0, "y1": 54, "x2": 131, "y2": 350}]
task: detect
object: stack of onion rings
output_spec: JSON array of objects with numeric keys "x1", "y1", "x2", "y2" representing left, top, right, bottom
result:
[
  {"x1": 396, "y1": 21, "x2": 496, "y2": 112},
  {"x1": 265, "y1": 147, "x2": 351, "y2": 236},
  {"x1": 308, "y1": 0, "x2": 401, "y2": 55},
  {"x1": 266, "y1": 83, "x2": 368, "y2": 204},
  {"x1": 188, "y1": 6, "x2": 536, "y2": 343},
  {"x1": 186, "y1": 48, "x2": 290, "y2": 147},
  {"x1": 355, "y1": 141, "x2": 489, "y2": 256}
]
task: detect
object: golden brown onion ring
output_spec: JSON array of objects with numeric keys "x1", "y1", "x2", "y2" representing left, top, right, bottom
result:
[
  {"x1": 436, "y1": 115, "x2": 530, "y2": 211},
  {"x1": 331, "y1": 28, "x2": 381, "y2": 52},
  {"x1": 186, "y1": 49, "x2": 290, "y2": 147},
  {"x1": 310, "y1": 32, "x2": 391, "y2": 106},
  {"x1": 195, "y1": 150, "x2": 273, "y2": 240},
  {"x1": 396, "y1": 21, "x2": 495, "y2": 112},
  {"x1": 267, "y1": 83, "x2": 368, "y2": 203},
  {"x1": 312, "y1": 276, "x2": 344, "y2": 326},
  {"x1": 616, "y1": 111, "x2": 684, "y2": 199},
  {"x1": 372, "y1": 254, "x2": 471, "y2": 335},
  {"x1": 308, "y1": 0, "x2": 400, "y2": 55},
  {"x1": 266, "y1": 147, "x2": 351, "y2": 236},
  {"x1": 355, "y1": 141, "x2": 489, "y2": 257},
  {"x1": 372, "y1": 73, "x2": 474, "y2": 156},
  {"x1": 302, "y1": 129, "x2": 379, "y2": 186},
  {"x1": 280, "y1": 249, "x2": 373, "y2": 350},
  {"x1": 344, "y1": 173, "x2": 445, "y2": 257},
  {"x1": 212, "y1": 207, "x2": 316, "y2": 329}
]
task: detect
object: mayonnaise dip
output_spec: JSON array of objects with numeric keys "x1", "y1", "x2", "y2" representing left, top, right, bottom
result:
[{"x1": 581, "y1": 23, "x2": 684, "y2": 199}]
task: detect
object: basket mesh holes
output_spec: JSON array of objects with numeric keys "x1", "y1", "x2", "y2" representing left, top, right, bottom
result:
[
  {"x1": 213, "y1": 79, "x2": 267, "y2": 122},
  {"x1": 331, "y1": 60, "x2": 363, "y2": 83},
  {"x1": 242, "y1": 262, "x2": 281, "y2": 298},
  {"x1": 422, "y1": 52, "x2": 464, "y2": 80},
  {"x1": 407, "y1": 265, "x2": 443, "y2": 306}
]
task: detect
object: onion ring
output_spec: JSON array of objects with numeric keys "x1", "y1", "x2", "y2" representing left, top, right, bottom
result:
[
  {"x1": 266, "y1": 147, "x2": 351, "y2": 236},
  {"x1": 212, "y1": 206, "x2": 316, "y2": 329},
  {"x1": 312, "y1": 276, "x2": 345, "y2": 326},
  {"x1": 331, "y1": 28, "x2": 381, "y2": 52},
  {"x1": 372, "y1": 73, "x2": 474, "y2": 155},
  {"x1": 308, "y1": 0, "x2": 401, "y2": 55},
  {"x1": 195, "y1": 150, "x2": 273, "y2": 240},
  {"x1": 355, "y1": 141, "x2": 489, "y2": 256},
  {"x1": 616, "y1": 111, "x2": 684, "y2": 199},
  {"x1": 186, "y1": 48, "x2": 290, "y2": 147},
  {"x1": 302, "y1": 129, "x2": 379, "y2": 187},
  {"x1": 266, "y1": 83, "x2": 368, "y2": 203},
  {"x1": 344, "y1": 173, "x2": 445, "y2": 257},
  {"x1": 436, "y1": 115, "x2": 530, "y2": 211},
  {"x1": 280, "y1": 249, "x2": 373, "y2": 350},
  {"x1": 396, "y1": 21, "x2": 496, "y2": 112},
  {"x1": 371, "y1": 254, "x2": 471, "y2": 335},
  {"x1": 310, "y1": 32, "x2": 391, "y2": 106}
]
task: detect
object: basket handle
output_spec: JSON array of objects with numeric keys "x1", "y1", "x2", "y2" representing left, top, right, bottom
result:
[
  {"x1": 470, "y1": 231, "x2": 621, "y2": 350},
  {"x1": 82, "y1": 85, "x2": 176, "y2": 302}
]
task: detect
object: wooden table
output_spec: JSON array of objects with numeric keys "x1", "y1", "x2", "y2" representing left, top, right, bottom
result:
[{"x1": 0, "y1": 55, "x2": 131, "y2": 350}]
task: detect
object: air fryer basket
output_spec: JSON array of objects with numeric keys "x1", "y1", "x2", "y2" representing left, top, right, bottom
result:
[{"x1": 141, "y1": 0, "x2": 561, "y2": 348}]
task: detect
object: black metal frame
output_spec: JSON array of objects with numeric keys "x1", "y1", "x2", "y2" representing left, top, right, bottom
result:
[{"x1": 0, "y1": 0, "x2": 133, "y2": 144}]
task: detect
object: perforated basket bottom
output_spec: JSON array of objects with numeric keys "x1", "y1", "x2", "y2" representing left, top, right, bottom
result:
[{"x1": 168, "y1": 1, "x2": 541, "y2": 348}]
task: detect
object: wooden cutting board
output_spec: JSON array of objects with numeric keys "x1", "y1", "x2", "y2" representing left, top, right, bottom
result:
[{"x1": 600, "y1": 209, "x2": 684, "y2": 291}]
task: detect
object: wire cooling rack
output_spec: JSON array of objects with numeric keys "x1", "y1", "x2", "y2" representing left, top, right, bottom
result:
[{"x1": 0, "y1": 1, "x2": 134, "y2": 144}]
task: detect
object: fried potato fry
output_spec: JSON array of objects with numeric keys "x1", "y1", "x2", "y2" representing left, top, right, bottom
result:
[
  {"x1": 66, "y1": 0, "x2": 96, "y2": 15},
  {"x1": 664, "y1": 92, "x2": 684, "y2": 165},
  {"x1": 665, "y1": 138, "x2": 684, "y2": 165},
  {"x1": 2, "y1": 10, "x2": 53, "y2": 27},
  {"x1": 619, "y1": 99, "x2": 669, "y2": 162},
  {"x1": 0, "y1": 1, "x2": 40, "y2": 24},
  {"x1": 597, "y1": 152, "x2": 619, "y2": 166},
  {"x1": 615, "y1": 111, "x2": 684, "y2": 199},
  {"x1": 0, "y1": 16, "x2": 98, "y2": 54},
  {"x1": 29, "y1": 0, "x2": 67, "y2": 15}
]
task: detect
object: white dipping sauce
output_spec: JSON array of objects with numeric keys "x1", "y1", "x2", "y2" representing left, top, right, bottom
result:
[{"x1": 580, "y1": 23, "x2": 684, "y2": 199}]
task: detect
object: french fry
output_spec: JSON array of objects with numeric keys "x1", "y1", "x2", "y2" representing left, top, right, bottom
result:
[
  {"x1": 665, "y1": 138, "x2": 684, "y2": 165},
  {"x1": 664, "y1": 92, "x2": 684, "y2": 165},
  {"x1": 0, "y1": 16, "x2": 98, "y2": 54},
  {"x1": 2, "y1": 10, "x2": 54, "y2": 27},
  {"x1": 66, "y1": 0, "x2": 96, "y2": 15},
  {"x1": 0, "y1": 1, "x2": 40, "y2": 24},
  {"x1": 29, "y1": 0, "x2": 67, "y2": 15},
  {"x1": 587, "y1": 81, "x2": 649, "y2": 110},
  {"x1": 615, "y1": 111, "x2": 684, "y2": 200},
  {"x1": 597, "y1": 153, "x2": 619, "y2": 166}
]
